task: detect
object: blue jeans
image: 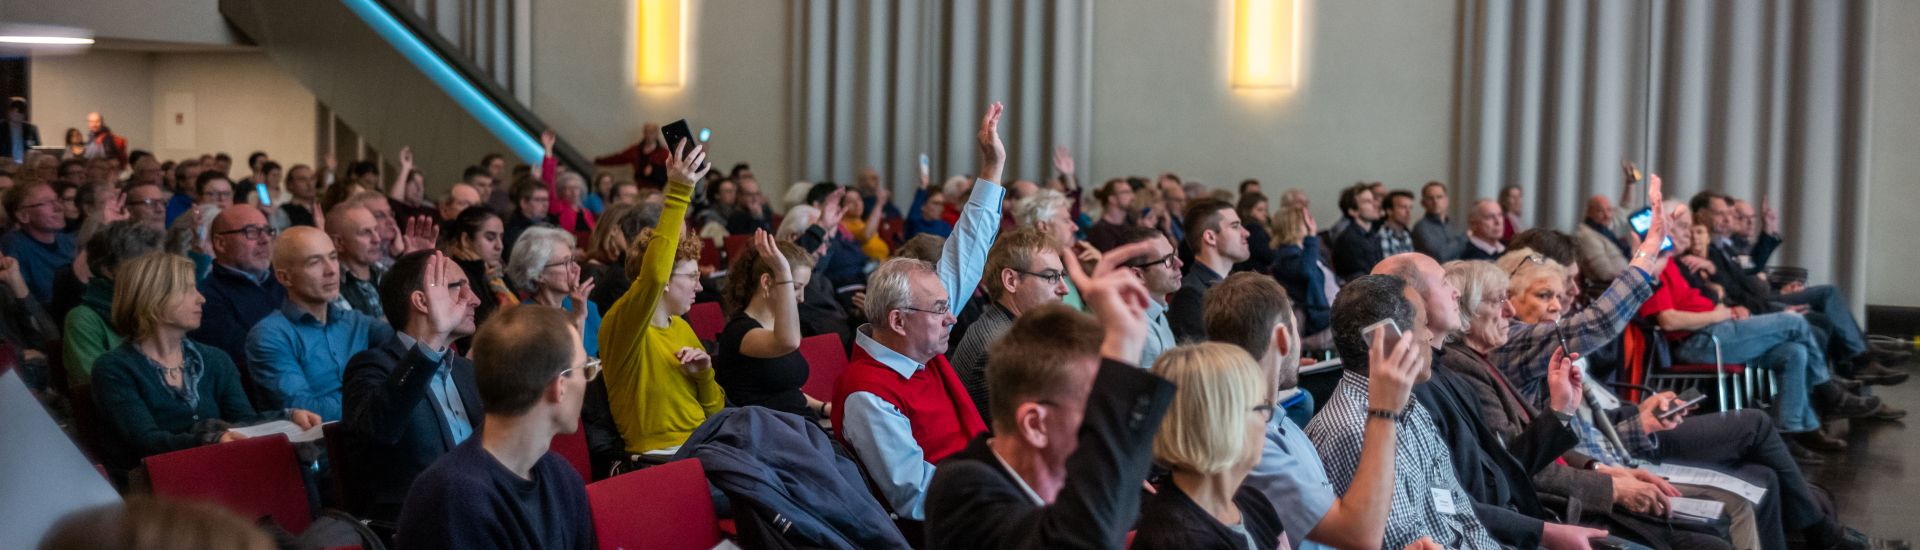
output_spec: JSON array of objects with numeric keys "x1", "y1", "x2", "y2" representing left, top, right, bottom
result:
[
  {"x1": 1776, "y1": 285, "x2": 1866, "y2": 361},
  {"x1": 1675, "y1": 313, "x2": 1830, "y2": 432}
]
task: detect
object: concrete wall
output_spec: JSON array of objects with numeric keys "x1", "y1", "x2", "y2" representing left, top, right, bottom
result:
[
  {"x1": 29, "y1": 50, "x2": 319, "y2": 170},
  {"x1": 1866, "y1": 0, "x2": 1920, "y2": 309},
  {"x1": 1089, "y1": 0, "x2": 1460, "y2": 227},
  {"x1": 530, "y1": 0, "x2": 791, "y2": 192}
]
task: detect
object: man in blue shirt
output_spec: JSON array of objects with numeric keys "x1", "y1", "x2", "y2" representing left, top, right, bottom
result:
[
  {"x1": 248, "y1": 227, "x2": 393, "y2": 421},
  {"x1": 1, "y1": 181, "x2": 76, "y2": 308}
]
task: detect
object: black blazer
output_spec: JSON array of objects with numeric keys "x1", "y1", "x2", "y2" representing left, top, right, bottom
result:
[
  {"x1": 340, "y1": 337, "x2": 483, "y2": 522},
  {"x1": 1132, "y1": 484, "x2": 1283, "y2": 550},
  {"x1": 1414, "y1": 356, "x2": 1578, "y2": 549},
  {"x1": 924, "y1": 358, "x2": 1175, "y2": 550},
  {"x1": 1706, "y1": 244, "x2": 1776, "y2": 314},
  {"x1": 0, "y1": 122, "x2": 40, "y2": 157}
]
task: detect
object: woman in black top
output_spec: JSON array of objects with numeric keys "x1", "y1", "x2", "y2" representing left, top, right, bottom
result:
[
  {"x1": 1134, "y1": 343, "x2": 1283, "y2": 550},
  {"x1": 1233, "y1": 192, "x2": 1274, "y2": 275},
  {"x1": 713, "y1": 230, "x2": 822, "y2": 417}
]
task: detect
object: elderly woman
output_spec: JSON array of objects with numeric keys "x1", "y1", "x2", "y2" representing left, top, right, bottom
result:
[
  {"x1": 713, "y1": 230, "x2": 823, "y2": 417},
  {"x1": 1133, "y1": 343, "x2": 1283, "y2": 550},
  {"x1": 508, "y1": 226, "x2": 599, "y2": 356},
  {"x1": 1269, "y1": 204, "x2": 1335, "y2": 343},
  {"x1": 600, "y1": 143, "x2": 723, "y2": 457},
  {"x1": 91, "y1": 253, "x2": 320, "y2": 475},
  {"x1": 539, "y1": 131, "x2": 596, "y2": 237}
]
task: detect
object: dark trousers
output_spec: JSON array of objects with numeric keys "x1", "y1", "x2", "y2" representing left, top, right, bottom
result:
[{"x1": 1648, "y1": 410, "x2": 1824, "y2": 550}]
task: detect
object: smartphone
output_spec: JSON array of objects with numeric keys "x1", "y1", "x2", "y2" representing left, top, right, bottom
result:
[
  {"x1": 255, "y1": 183, "x2": 272, "y2": 207},
  {"x1": 1362, "y1": 318, "x2": 1402, "y2": 354},
  {"x1": 698, "y1": 127, "x2": 711, "y2": 143},
  {"x1": 660, "y1": 119, "x2": 693, "y2": 153},
  {"x1": 1626, "y1": 207, "x2": 1675, "y2": 253},
  {"x1": 1659, "y1": 388, "x2": 1708, "y2": 420}
]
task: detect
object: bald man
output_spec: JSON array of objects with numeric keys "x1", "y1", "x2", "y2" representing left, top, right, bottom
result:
[
  {"x1": 191, "y1": 205, "x2": 289, "y2": 384},
  {"x1": 246, "y1": 226, "x2": 395, "y2": 421},
  {"x1": 1573, "y1": 195, "x2": 1632, "y2": 284},
  {"x1": 329, "y1": 205, "x2": 388, "y2": 319},
  {"x1": 441, "y1": 183, "x2": 482, "y2": 221},
  {"x1": 1460, "y1": 200, "x2": 1506, "y2": 261}
]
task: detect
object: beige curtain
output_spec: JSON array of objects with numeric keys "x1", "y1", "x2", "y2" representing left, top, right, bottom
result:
[
  {"x1": 792, "y1": 0, "x2": 1093, "y2": 191},
  {"x1": 1454, "y1": 0, "x2": 1874, "y2": 308}
]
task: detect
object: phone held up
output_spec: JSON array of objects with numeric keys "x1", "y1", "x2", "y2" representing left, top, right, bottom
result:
[
  {"x1": 659, "y1": 119, "x2": 710, "y2": 174},
  {"x1": 1362, "y1": 318, "x2": 1403, "y2": 355},
  {"x1": 1627, "y1": 207, "x2": 1675, "y2": 253}
]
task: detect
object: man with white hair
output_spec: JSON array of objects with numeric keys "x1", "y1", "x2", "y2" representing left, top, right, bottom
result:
[
  {"x1": 831, "y1": 103, "x2": 1008, "y2": 524},
  {"x1": 1460, "y1": 199, "x2": 1506, "y2": 261}
]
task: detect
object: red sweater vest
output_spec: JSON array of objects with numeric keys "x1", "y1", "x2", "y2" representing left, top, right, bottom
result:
[{"x1": 831, "y1": 346, "x2": 988, "y2": 464}]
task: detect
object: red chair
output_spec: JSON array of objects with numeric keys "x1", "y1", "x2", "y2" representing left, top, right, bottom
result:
[
  {"x1": 587, "y1": 458, "x2": 721, "y2": 550},
  {"x1": 798, "y1": 334, "x2": 849, "y2": 401},
  {"x1": 686, "y1": 302, "x2": 725, "y2": 341},
  {"x1": 723, "y1": 234, "x2": 752, "y2": 260},
  {"x1": 698, "y1": 241, "x2": 724, "y2": 270},
  {"x1": 550, "y1": 425, "x2": 593, "y2": 481},
  {"x1": 145, "y1": 433, "x2": 313, "y2": 534}
]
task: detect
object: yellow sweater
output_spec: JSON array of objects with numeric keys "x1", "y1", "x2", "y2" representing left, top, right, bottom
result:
[{"x1": 599, "y1": 180, "x2": 724, "y2": 453}]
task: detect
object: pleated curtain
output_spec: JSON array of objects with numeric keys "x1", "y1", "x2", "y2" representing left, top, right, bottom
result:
[
  {"x1": 1454, "y1": 0, "x2": 1874, "y2": 307},
  {"x1": 792, "y1": 0, "x2": 1093, "y2": 191}
]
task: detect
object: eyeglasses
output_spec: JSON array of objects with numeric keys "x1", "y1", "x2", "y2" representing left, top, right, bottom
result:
[
  {"x1": 216, "y1": 225, "x2": 276, "y2": 241},
  {"x1": 1011, "y1": 268, "x2": 1065, "y2": 286},
  {"x1": 669, "y1": 270, "x2": 702, "y2": 281},
  {"x1": 561, "y1": 358, "x2": 603, "y2": 382},
  {"x1": 15, "y1": 200, "x2": 55, "y2": 212},
  {"x1": 202, "y1": 190, "x2": 234, "y2": 200},
  {"x1": 544, "y1": 259, "x2": 578, "y2": 270},
  {"x1": 1253, "y1": 403, "x2": 1277, "y2": 422},
  {"x1": 900, "y1": 300, "x2": 951, "y2": 316},
  {"x1": 1125, "y1": 252, "x2": 1177, "y2": 270},
  {"x1": 1506, "y1": 254, "x2": 1546, "y2": 277}
]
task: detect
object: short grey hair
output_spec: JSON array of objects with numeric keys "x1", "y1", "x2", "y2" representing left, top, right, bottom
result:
[
  {"x1": 864, "y1": 257, "x2": 937, "y2": 322},
  {"x1": 557, "y1": 172, "x2": 586, "y2": 194},
  {"x1": 1014, "y1": 189, "x2": 1069, "y2": 227},
  {"x1": 1444, "y1": 260, "x2": 1508, "y2": 337},
  {"x1": 506, "y1": 226, "x2": 576, "y2": 292},
  {"x1": 776, "y1": 204, "x2": 818, "y2": 241}
]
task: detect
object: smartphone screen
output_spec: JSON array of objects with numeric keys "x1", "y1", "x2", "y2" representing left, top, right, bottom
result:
[
  {"x1": 1362, "y1": 318, "x2": 1402, "y2": 355},
  {"x1": 1627, "y1": 207, "x2": 1675, "y2": 252},
  {"x1": 255, "y1": 183, "x2": 272, "y2": 207},
  {"x1": 660, "y1": 119, "x2": 693, "y2": 153}
]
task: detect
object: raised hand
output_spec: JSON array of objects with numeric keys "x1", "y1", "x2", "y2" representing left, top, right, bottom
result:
[
  {"x1": 417, "y1": 252, "x2": 464, "y2": 346},
  {"x1": 817, "y1": 188, "x2": 847, "y2": 228},
  {"x1": 1546, "y1": 347, "x2": 1582, "y2": 414},
  {"x1": 666, "y1": 140, "x2": 710, "y2": 185},
  {"x1": 1621, "y1": 160, "x2": 1642, "y2": 183},
  {"x1": 1052, "y1": 145, "x2": 1075, "y2": 176},
  {"x1": 1761, "y1": 198, "x2": 1779, "y2": 236},
  {"x1": 1628, "y1": 175, "x2": 1669, "y2": 274},
  {"x1": 976, "y1": 102, "x2": 1006, "y2": 184},
  {"x1": 397, "y1": 215, "x2": 439, "y2": 254},
  {"x1": 1302, "y1": 207, "x2": 1319, "y2": 236},
  {"x1": 399, "y1": 146, "x2": 414, "y2": 169},
  {"x1": 676, "y1": 347, "x2": 712, "y2": 375},
  {"x1": 1366, "y1": 321, "x2": 1421, "y2": 414},
  {"x1": 752, "y1": 229, "x2": 792, "y2": 279},
  {"x1": 1073, "y1": 241, "x2": 1103, "y2": 264},
  {"x1": 0, "y1": 254, "x2": 26, "y2": 299},
  {"x1": 540, "y1": 129, "x2": 557, "y2": 153},
  {"x1": 1064, "y1": 240, "x2": 1160, "y2": 365},
  {"x1": 102, "y1": 191, "x2": 128, "y2": 223}
]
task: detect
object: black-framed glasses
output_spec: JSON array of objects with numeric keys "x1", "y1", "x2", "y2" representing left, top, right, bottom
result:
[
  {"x1": 1253, "y1": 404, "x2": 1277, "y2": 422},
  {"x1": 1507, "y1": 254, "x2": 1547, "y2": 277},
  {"x1": 561, "y1": 358, "x2": 603, "y2": 382},
  {"x1": 900, "y1": 300, "x2": 951, "y2": 316},
  {"x1": 544, "y1": 259, "x2": 578, "y2": 270},
  {"x1": 1125, "y1": 252, "x2": 1177, "y2": 270},
  {"x1": 216, "y1": 225, "x2": 276, "y2": 240},
  {"x1": 1011, "y1": 268, "x2": 1065, "y2": 286}
]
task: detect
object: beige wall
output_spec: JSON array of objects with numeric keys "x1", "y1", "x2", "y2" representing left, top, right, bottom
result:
[
  {"x1": 1090, "y1": 0, "x2": 1459, "y2": 227},
  {"x1": 1867, "y1": 1, "x2": 1920, "y2": 309},
  {"x1": 530, "y1": 0, "x2": 790, "y2": 195},
  {"x1": 29, "y1": 50, "x2": 317, "y2": 172}
]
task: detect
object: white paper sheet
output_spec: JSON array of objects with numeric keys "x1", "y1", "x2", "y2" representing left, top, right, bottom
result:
[
  {"x1": 229, "y1": 420, "x2": 329, "y2": 443},
  {"x1": 1643, "y1": 463, "x2": 1767, "y2": 504},
  {"x1": 1667, "y1": 497, "x2": 1725, "y2": 521}
]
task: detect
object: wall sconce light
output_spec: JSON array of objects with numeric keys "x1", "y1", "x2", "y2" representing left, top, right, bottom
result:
[
  {"x1": 1231, "y1": 0, "x2": 1298, "y2": 90},
  {"x1": 635, "y1": 0, "x2": 684, "y2": 87}
]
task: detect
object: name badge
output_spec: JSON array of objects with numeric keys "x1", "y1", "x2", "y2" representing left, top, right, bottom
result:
[{"x1": 1431, "y1": 487, "x2": 1458, "y2": 515}]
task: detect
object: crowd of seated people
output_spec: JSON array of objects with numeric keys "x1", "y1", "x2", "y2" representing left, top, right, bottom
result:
[{"x1": 6, "y1": 96, "x2": 1912, "y2": 550}]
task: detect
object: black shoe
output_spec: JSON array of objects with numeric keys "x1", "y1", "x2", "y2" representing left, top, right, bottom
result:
[
  {"x1": 1866, "y1": 402, "x2": 1909, "y2": 421},
  {"x1": 1787, "y1": 438, "x2": 1828, "y2": 466},
  {"x1": 1834, "y1": 376, "x2": 1866, "y2": 393},
  {"x1": 1867, "y1": 348, "x2": 1913, "y2": 366},
  {"x1": 1855, "y1": 363, "x2": 1910, "y2": 386},
  {"x1": 1828, "y1": 394, "x2": 1885, "y2": 420},
  {"x1": 1793, "y1": 430, "x2": 1850, "y2": 453}
]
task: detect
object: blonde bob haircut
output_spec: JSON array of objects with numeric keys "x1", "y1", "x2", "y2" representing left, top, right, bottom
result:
[
  {"x1": 1150, "y1": 342, "x2": 1267, "y2": 476},
  {"x1": 111, "y1": 252, "x2": 200, "y2": 340}
]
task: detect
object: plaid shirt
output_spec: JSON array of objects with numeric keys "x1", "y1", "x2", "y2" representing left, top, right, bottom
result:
[
  {"x1": 1306, "y1": 371, "x2": 1500, "y2": 550},
  {"x1": 1568, "y1": 380, "x2": 1658, "y2": 466},
  {"x1": 1379, "y1": 225, "x2": 1415, "y2": 257},
  {"x1": 1491, "y1": 266, "x2": 1656, "y2": 406}
]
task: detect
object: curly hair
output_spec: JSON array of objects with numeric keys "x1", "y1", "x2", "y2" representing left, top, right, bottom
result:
[
  {"x1": 720, "y1": 239, "x2": 815, "y2": 316},
  {"x1": 624, "y1": 225, "x2": 704, "y2": 281}
]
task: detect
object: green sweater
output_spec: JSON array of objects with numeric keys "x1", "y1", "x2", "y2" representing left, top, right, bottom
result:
[
  {"x1": 91, "y1": 339, "x2": 273, "y2": 468},
  {"x1": 63, "y1": 277, "x2": 118, "y2": 387}
]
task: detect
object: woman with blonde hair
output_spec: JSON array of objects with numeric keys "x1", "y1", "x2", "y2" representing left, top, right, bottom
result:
[
  {"x1": 1270, "y1": 204, "x2": 1335, "y2": 344},
  {"x1": 1133, "y1": 343, "x2": 1283, "y2": 550},
  {"x1": 91, "y1": 253, "x2": 319, "y2": 476}
]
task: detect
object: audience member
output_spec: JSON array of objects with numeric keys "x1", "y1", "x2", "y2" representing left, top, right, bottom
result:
[
  {"x1": 1306, "y1": 274, "x2": 1499, "y2": 549},
  {"x1": 1108, "y1": 224, "x2": 1181, "y2": 369},
  {"x1": 1379, "y1": 190, "x2": 1416, "y2": 258},
  {"x1": 125, "y1": 180, "x2": 168, "y2": 231},
  {"x1": 907, "y1": 168, "x2": 953, "y2": 239},
  {"x1": 1269, "y1": 204, "x2": 1336, "y2": 344},
  {"x1": 3, "y1": 180, "x2": 77, "y2": 306},
  {"x1": 64, "y1": 221, "x2": 164, "y2": 388},
  {"x1": 1133, "y1": 343, "x2": 1288, "y2": 550},
  {"x1": 924, "y1": 241, "x2": 1175, "y2": 549},
  {"x1": 713, "y1": 230, "x2": 821, "y2": 417},
  {"x1": 1168, "y1": 197, "x2": 1249, "y2": 342},
  {"x1": 600, "y1": 142, "x2": 723, "y2": 457},
  {"x1": 193, "y1": 171, "x2": 234, "y2": 210},
  {"x1": 593, "y1": 122, "x2": 670, "y2": 189},
  {"x1": 507, "y1": 226, "x2": 599, "y2": 356},
  {"x1": 1460, "y1": 199, "x2": 1505, "y2": 260},
  {"x1": 1411, "y1": 181, "x2": 1463, "y2": 262},
  {"x1": 537, "y1": 131, "x2": 596, "y2": 238},
  {"x1": 93, "y1": 253, "x2": 320, "y2": 472},
  {"x1": 2, "y1": 97, "x2": 39, "y2": 160},
  {"x1": 951, "y1": 227, "x2": 1068, "y2": 420},
  {"x1": 501, "y1": 177, "x2": 551, "y2": 263},
  {"x1": 1233, "y1": 192, "x2": 1274, "y2": 274},
  {"x1": 245, "y1": 227, "x2": 394, "y2": 421},
  {"x1": 1573, "y1": 194, "x2": 1632, "y2": 285},
  {"x1": 83, "y1": 112, "x2": 128, "y2": 165},
  {"x1": 190, "y1": 205, "x2": 285, "y2": 389},
  {"x1": 326, "y1": 205, "x2": 386, "y2": 319},
  {"x1": 832, "y1": 102, "x2": 1008, "y2": 522},
  {"x1": 583, "y1": 203, "x2": 650, "y2": 312},
  {"x1": 1085, "y1": 178, "x2": 1135, "y2": 251},
  {"x1": 1499, "y1": 184, "x2": 1527, "y2": 241},
  {"x1": 441, "y1": 207, "x2": 514, "y2": 330},
  {"x1": 842, "y1": 187, "x2": 893, "y2": 261},
  {"x1": 1331, "y1": 184, "x2": 1384, "y2": 281},
  {"x1": 38, "y1": 496, "x2": 276, "y2": 550},
  {"x1": 340, "y1": 251, "x2": 484, "y2": 524},
  {"x1": 393, "y1": 305, "x2": 595, "y2": 550}
]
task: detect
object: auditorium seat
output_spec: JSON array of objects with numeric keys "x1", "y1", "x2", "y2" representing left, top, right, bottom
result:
[
  {"x1": 550, "y1": 424, "x2": 593, "y2": 481},
  {"x1": 145, "y1": 433, "x2": 313, "y2": 534},
  {"x1": 586, "y1": 458, "x2": 722, "y2": 550},
  {"x1": 685, "y1": 302, "x2": 725, "y2": 341},
  {"x1": 798, "y1": 334, "x2": 848, "y2": 401}
]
